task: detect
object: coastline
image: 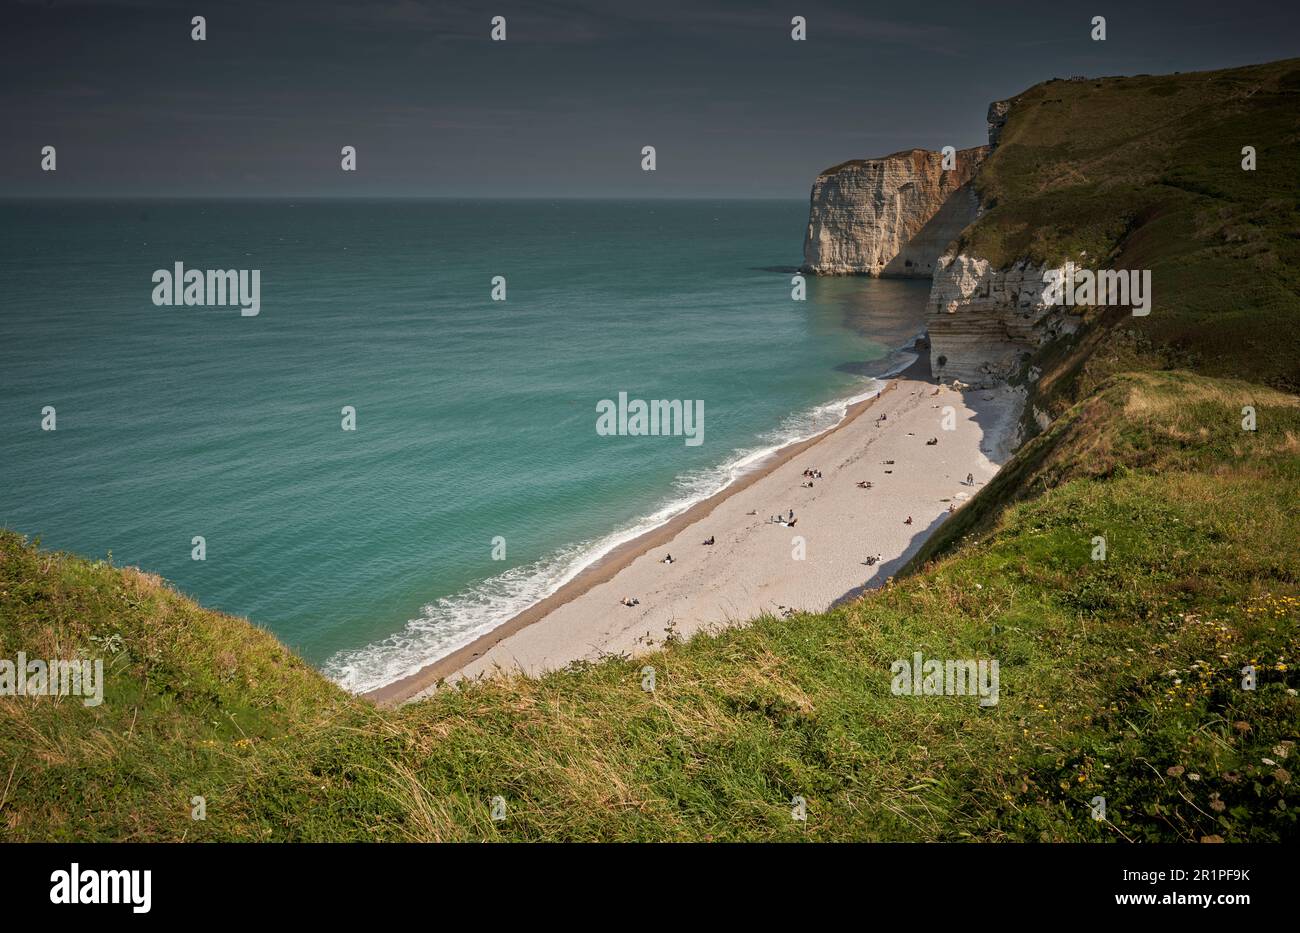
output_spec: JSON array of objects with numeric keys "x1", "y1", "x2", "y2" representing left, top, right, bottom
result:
[
  {"x1": 364, "y1": 370, "x2": 904, "y2": 705},
  {"x1": 366, "y1": 353, "x2": 1023, "y2": 706},
  {"x1": 363, "y1": 370, "x2": 906, "y2": 705}
]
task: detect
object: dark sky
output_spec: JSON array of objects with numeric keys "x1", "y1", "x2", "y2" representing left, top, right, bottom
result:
[{"x1": 3, "y1": 0, "x2": 1297, "y2": 198}]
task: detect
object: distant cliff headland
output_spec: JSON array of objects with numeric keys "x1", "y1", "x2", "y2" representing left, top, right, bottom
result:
[
  {"x1": 801, "y1": 98, "x2": 1073, "y2": 390},
  {"x1": 802, "y1": 60, "x2": 1300, "y2": 398},
  {"x1": 800, "y1": 143, "x2": 988, "y2": 279}
]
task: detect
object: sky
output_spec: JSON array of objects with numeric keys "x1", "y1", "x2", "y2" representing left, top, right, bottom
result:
[{"x1": 3, "y1": 0, "x2": 1298, "y2": 198}]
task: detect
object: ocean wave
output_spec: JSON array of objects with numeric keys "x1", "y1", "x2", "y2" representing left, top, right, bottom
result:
[{"x1": 322, "y1": 374, "x2": 888, "y2": 694}]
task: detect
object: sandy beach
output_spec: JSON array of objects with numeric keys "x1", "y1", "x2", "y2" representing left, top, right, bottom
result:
[{"x1": 367, "y1": 364, "x2": 1023, "y2": 706}]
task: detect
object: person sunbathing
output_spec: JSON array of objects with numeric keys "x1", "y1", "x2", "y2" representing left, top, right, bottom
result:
[{"x1": 926, "y1": 437, "x2": 938, "y2": 445}]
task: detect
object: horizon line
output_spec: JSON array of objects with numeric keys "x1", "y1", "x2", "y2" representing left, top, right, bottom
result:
[{"x1": 1, "y1": 194, "x2": 809, "y2": 203}]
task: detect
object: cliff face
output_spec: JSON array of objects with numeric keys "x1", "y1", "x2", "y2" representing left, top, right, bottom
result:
[
  {"x1": 801, "y1": 146, "x2": 987, "y2": 277},
  {"x1": 800, "y1": 96, "x2": 1086, "y2": 391},
  {"x1": 986, "y1": 100, "x2": 1012, "y2": 148},
  {"x1": 927, "y1": 255, "x2": 1080, "y2": 387},
  {"x1": 922, "y1": 98, "x2": 1065, "y2": 388}
]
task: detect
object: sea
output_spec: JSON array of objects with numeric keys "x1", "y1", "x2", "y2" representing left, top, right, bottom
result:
[{"x1": 0, "y1": 199, "x2": 929, "y2": 693}]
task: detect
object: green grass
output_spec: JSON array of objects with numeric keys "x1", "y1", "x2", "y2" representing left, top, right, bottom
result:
[
  {"x1": 2, "y1": 59, "x2": 1298, "y2": 841},
  {"x1": 963, "y1": 59, "x2": 1300, "y2": 396},
  {"x1": 2, "y1": 371, "x2": 1296, "y2": 841}
]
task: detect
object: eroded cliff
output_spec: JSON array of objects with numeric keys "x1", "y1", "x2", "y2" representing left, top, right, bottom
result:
[
  {"x1": 801, "y1": 146, "x2": 987, "y2": 277},
  {"x1": 926, "y1": 255, "x2": 1079, "y2": 387},
  {"x1": 802, "y1": 97, "x2": 1068, "y2": 390}
]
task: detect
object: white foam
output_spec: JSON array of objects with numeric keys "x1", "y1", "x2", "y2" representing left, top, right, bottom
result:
[{"x1": 323, "y1": 376, "x2": 886, "y2": 694}]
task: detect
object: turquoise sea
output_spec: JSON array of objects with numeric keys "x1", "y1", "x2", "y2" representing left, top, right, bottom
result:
[{"x1": 0, "y1": 199, "x2": 929, "y2": 692}]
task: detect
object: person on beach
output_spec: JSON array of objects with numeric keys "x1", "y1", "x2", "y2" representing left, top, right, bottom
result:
[
  {"x1": 965, "y1": 472, "x2": 974, "y2": 486},
  {"x1": 661, "y1": 553, "x2": 674, "y2": 564},
  {"x1": 904, "y1": 516, "x2": 913, "y2": 525},
  {"x1": 788, "y1": 509, "x2": 795, "y2": 522},
  {"x1": 702, "y1": 535, "x2": 715, "y2": 545}
]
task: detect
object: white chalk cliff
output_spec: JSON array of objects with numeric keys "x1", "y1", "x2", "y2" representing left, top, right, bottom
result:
[
  {"x1": 926, "y1": 256, "x2": 1079, "y2": 386},
  {"x1": 801, "y1": 146, "x2": 987, "y2": 278},
  {"x1": 804, "y1": 99, "x2": 1082, "y2": 389}
]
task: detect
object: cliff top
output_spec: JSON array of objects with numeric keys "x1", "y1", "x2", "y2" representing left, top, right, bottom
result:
[
  {"x1": 817, "y1": 145, "x2": 989, "y2": 179},
  {"x1": 959, "y1": 56, "x2": 1300, "y2": 394}
]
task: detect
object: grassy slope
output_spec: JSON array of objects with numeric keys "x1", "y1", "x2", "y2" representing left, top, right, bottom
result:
[
  {"x1": 1, "y1": 372, "x2": 1296, "y2": 841},
  {"x1": 2, "y1": 62, "x2": 1299, "y2": 841},
  {"x1": 960, "y1": 59, "x2": 1300, "y2": 406}
]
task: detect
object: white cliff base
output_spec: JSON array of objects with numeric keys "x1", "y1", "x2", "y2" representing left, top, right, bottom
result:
[{"x1": 927, "y1": 255, "x2": 1082, "y2": 388}]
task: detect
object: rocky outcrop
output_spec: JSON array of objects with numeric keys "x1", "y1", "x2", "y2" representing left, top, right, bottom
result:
[
  {"x1": 927, "y1": 255, "x2": 1082, "y2": 387},
  {"x1": 986, "y1": 100, "x2": 1012, "y2": 149},
  {"x1": 801, "y1": 146, "x2": 987, "y2": 277},
  {"x1": 922, "y1": 97, "x2": 1073, "y2": 388},
  {"x1": 802, "y1": 93, "x2": 1082, "y2": 390}
]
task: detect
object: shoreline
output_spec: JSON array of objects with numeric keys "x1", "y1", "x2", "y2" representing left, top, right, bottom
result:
[
  {"x1": 366, "y1": 353, "x2": 977, "y2": 707},
  {"x1": 365, "y1": 376, "x2": 905, "y2": 706}
]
